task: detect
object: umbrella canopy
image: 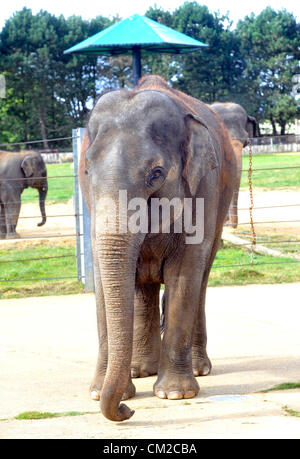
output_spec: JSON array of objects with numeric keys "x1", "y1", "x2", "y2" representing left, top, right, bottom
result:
[{"x1": 64, "y1": 14, "x2": 208, "y2": 85}]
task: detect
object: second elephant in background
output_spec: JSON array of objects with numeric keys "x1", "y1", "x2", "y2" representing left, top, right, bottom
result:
[
  {"x1": 210, "y1": 103, "x2": 258, "y2": 228},
  {"x1": 0, "y1": 151, "x2": 48, "y2": 239}
]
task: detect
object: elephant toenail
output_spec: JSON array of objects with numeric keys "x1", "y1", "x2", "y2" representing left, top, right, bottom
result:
[
  {"x1": 131, "y1": 369, "x2": 139, "y2": 378},
  {"x1": 184, "y1": 391, "x2": 196, "y2": 399},
  {"x1": 156, "y1": 390, "x2": 167, "y2": 399},
  {"x1": 167, "y1": 391, "x2": 183, "y2": 400},
  {"x1": 91, "y1": 390, "x2": 100, "y2": 401},
  {"x1": 202, "y1": 366, "x2": 210, "y2": 376},
  {"x1": 193, "y1": 369, "x2": 199, "y2": 376}
]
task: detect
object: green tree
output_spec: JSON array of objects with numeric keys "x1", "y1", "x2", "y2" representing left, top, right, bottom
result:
[
  {"x1": 236, "y1": 7, "x2": 300, "y2": 134},
  {"x1": 0, "y1": 8, "x2": 111, "y2": 147},
  {"x1": 171, "y1": 2, "x2": 244, "y2": 103},
  {"x1": 143, "y1": 7, "x2": 177, "y2": 82},
  {"x1": 1, "y1": 4, "x2": 299, "y2": 146}
]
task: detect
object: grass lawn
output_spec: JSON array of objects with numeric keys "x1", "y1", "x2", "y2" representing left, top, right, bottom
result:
[
  {"x1": 1, "y1": 153, "x2": 299, "y2": 299},
  {"x1": 231, "y1": 229, "x2": 300, "y2": 257},
  {"x1": 0, "y1": 239, "x2": 299, "y2": 299},
  {"x1": 240, "y1": 153, "x2": 300, "y2": 189},
  {"x1": 208, "y1": 241, "x2": 300, "y2": 287},
  {"x1": 0, "y1": 242, "x2": 84, "y2": 299}
]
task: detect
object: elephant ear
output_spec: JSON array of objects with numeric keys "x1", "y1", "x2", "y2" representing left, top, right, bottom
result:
[
  {"x1": 246, "y1": 115, "x2": 259, "y2": 138},
  {"x1": 182, "y1": 114, "x2": 219, "y2": 196},
  {"x1": 21, "y1": 155, "x2": 37, "y2": 177}
]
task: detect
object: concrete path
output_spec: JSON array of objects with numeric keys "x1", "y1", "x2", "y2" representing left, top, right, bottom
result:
[{"x1": 0, "y1": 283, "x2": 300, "y2": 439}]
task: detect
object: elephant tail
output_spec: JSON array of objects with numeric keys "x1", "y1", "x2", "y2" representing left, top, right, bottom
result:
[{"x1": 160, "y1": 292, "x2": 166, "y2": 334}]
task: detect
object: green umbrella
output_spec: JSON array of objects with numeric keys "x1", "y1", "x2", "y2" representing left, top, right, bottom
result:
[{"x1": 64, "y1": 14, "x2": 208, "y2": 86}]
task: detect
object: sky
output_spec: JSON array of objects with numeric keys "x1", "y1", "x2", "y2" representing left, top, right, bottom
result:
[{"x1": 0, "y1": 0, "x2": 299, "y2": 31}]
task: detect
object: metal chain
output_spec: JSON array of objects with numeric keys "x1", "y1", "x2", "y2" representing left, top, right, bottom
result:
[{"x1": 248, "y1": 139, "x2": 256, "y2": 265}]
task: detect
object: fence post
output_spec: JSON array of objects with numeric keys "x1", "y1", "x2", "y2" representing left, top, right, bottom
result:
[{"x1": 72, "y1": 128, "x2": 94, "y2": 292}]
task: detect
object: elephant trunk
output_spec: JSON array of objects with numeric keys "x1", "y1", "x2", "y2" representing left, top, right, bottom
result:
[
  {"x1": 37, "y1": 185, "x2": 47, "y2": 227},
  {"x1": 96, "y1": 229, "x2": 143, "y2": 421}
]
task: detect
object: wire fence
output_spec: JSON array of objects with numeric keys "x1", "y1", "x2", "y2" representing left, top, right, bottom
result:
[
  {"x1": 0, "y1": 134, "x2": 81, "y2": 288},
  {"x1": 0, "y1": 133, "x2": 299, "y2": 289}
]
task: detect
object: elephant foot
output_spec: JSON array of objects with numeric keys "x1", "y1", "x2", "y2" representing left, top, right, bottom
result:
[
  {"x1": 131, "y1": 333, "x2": 160, "y2": 378},
  {"x1": 131, "y1": 358, "x2": 159, "y2": 378},
  {"x1": 154, "y1": 372, "x2": 199, "y2": 400},
  {"x1": 228, "y1": 217, "x2": 238, "y2": 229},
  {"x1": 121, "y1": 379, "x2": 136, "y2": 400},
  {"x1": 90, "y1": 375, "x2": 105, "y2": 401},
  {"x1": 6, "y1": 232, "x2": 20, "y2": 240},
  {"x1": 192, "y1": 357, "x2": 212, "y2": 377},
  {"x1": 90, "y1": 377, "x2": 136, "y2": 401},
  {"x1": 0, "y1": 233, "x2": 6, "y2": 239},
  {"x1": 192, "y1": 346, "x2": 212, "y2": 376}
]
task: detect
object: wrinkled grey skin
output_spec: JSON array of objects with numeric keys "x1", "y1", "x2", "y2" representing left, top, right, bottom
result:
[
  {"x1": 79, "y1": 76, "x2": 236, "y2": 422},
  {"x1": 0, "y1": 151, "x2": 48, "y2": 238},
  {"x1": 210, "y1": 103, "x2": 258, "y2": 228}
]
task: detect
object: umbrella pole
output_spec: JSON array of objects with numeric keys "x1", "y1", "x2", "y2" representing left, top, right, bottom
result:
[{"x1": 132, "y1": 47, "x2": 141, "y2": 86}]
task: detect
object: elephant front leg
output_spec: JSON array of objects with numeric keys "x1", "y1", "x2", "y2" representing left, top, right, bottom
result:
[
  {"x1": 89, "y1": 271, "x2": 108, "y2": 400},
  {"x1": 0, "y1": 204, "x2": 6, "y2": 238},
  {"x1": 90, "y1": 258, "x2": 135, "y2": 402},
  {"x1": 154, "y1": 266, "x2": 200, "y2": 400},
  {"x1": 131, "y1": 283, "x2": 161, "y2": 378}
]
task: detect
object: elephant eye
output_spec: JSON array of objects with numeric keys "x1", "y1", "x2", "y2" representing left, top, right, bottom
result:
[
  {"x1": 152, "y1": 169, "x2": 162, "y2": 178},
  {"x1": 147, "y1": 167, "x2": 166, "y2": 188}
]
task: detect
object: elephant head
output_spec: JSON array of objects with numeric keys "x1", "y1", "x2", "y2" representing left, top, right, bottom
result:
[
  {"x1": 210, "y1": 102, "x2": 258, "y2": 147},
  {"x1": 80, "y1": 87, "x2": 219, "y2": 421},
  {"x1": 21, "y1": 153, "x2": 48, "y2": 226},
  {"x1": 209, "y1": 102, "x2": 258, "y2": 228}
]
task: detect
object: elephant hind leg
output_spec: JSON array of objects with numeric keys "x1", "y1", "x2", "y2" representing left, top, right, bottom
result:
[
  {"x1": 1, "y1": 186, "x2": 21, "y2": 238},
  {"x1": 227, "y1": 191, "x2": 239, "y2": 228},
  {"x1": 192, "y1": 226, "x2": 225, "y2": 377},
  {"x1": 226, "y1": 141, "x2": 243, "y2": 229},
  {"x1": 5, "y1": 201, "x2": 21, "y2": 239},
  {"x1": 131, "y1": 283, "x2": 161, "y2": 378},
  {"x1": 191, "y1": 270, "x2": 212, "y2": 377}
]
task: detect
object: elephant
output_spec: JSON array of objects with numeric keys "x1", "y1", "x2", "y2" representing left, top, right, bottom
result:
[
  {"x1": 0, "y1": 150, "x2": 48, "y2": 238},
  {"x1": 210, "y1": 103, "x2": 258, "y2": 228},
  {"x1": 79, "y1": 75, "x2": 236, "y2": 422}
]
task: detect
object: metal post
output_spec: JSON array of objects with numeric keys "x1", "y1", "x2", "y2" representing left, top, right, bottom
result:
[
  {"x1": 72, "y1": 128, "x2": 82, "y2": 282},
  {"x1": 82, "y1": 197, "x2": 94, "y2": 291},
  {"x1": 72, "y1": 128, "x2": 94, "y2": 292},
  {"x1": 132, "y1": 47, "x2": 141, "y2": 86}
]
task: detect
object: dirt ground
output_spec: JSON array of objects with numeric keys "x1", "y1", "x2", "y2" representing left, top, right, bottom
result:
[
  {"x1": 236, "y1": 189, "x2": 300, "y2": 236},
  {"x1": 0, "y1": 199, "x2": 76, "y2": 248},
  {"x1": 1, "y1": 283, "x2": 300, "y2": 439},
  {"x1": 16, "y1": 198, "x2": 76, "y2": 240}
]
